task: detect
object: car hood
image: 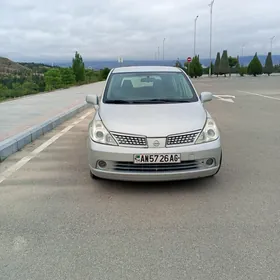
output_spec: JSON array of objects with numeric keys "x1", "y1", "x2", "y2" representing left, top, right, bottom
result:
[{"x1": 99, "y1": 102, "x2": 207, "y2": 137}]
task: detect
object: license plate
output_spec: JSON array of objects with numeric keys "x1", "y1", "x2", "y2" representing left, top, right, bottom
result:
[{"x1": 134, "y1": 154, "x2": 181, "y2": 164}]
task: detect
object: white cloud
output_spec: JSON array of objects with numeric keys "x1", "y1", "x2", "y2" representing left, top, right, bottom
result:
[{"x1": 0, "y1": 0, "x2": 279, "y2": 61}]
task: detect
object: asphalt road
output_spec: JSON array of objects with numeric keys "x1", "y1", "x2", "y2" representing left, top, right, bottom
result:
[{"x1": 1, "y1": 76, "x2": 280, "y2": 280}]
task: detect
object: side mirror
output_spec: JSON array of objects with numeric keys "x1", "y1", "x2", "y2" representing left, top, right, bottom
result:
[
  {"x1": 86, "y1": 94, "x2": 99, "y2": 105},
  {"x1": 200, "y1": 92, "x2": 213, "y2": 103}
]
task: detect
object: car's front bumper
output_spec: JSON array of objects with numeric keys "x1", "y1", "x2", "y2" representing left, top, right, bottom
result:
[{"x1": 87, "y1": 138, "x2": 222, "y2": 182}]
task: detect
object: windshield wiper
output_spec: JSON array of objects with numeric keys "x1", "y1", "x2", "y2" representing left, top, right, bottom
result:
[
  {"x1": 105, "y1": 99, "x2": 192, "y2": 104},
  {"x1": 105, "y1": 100, "x2": 134, "y2": 104},
  {"x1": 135, "y1": 99, "x2": 192, "y2": 103}
]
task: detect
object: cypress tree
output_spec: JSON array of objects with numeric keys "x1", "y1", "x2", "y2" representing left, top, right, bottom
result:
[
  {"x1": 264, "y1": 52, "x2": 273, "y2": 76},
  {"x1": 214, "y1": 52, "x2": 220, "y2": 77},
  {"x1": 219, "y1": 50, "x2": 230, "y2": 77},
  {"x1": 247, "y1": 53, "x2": 263, "y2": 77},
  {"x1": 72, "y1": 51, "x2": 85, "y2": 82}
]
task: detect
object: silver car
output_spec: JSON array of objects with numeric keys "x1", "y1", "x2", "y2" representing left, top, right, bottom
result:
[{"x1": 86, "y1": 66, "x2": 222, "y2": 182}]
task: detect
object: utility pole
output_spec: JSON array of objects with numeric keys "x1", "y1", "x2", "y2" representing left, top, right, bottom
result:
[
  {"x1": 194, "y1": 16, "x2": 199, "y2": 57},
  {"x1": 158, "y1": 46, "x2": 160, "y2": 61},
  {"x1": 241, "y1": 44, "x2": 245, "y2": 66},
  {"x1": 241, "y1": 44, "x2": 245, "y2": 57},
  {"x1": 270, "y1": 36, "x2": 275, "y2": 53},
  {"x1": 208, "y1": 0, "x2": 214, "y2": 76},
  {"x1": 163, "y1": 38, "x2": 166, "y2": 60}
]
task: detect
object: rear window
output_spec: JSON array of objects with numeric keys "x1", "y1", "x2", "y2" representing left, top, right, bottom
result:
[{"x1": 103, "y1": 71, "x2": 198, "y2": 104}]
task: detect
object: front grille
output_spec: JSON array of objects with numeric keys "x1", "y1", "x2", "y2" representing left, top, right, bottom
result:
[
  {"x1": 114, "y1": 161, "x2": 200, "y2": 173},
  {"x1": 112, "y1": 133, "x2": 147, "y2": 147},
  {"x1": 166, "y1": 131, "x2": 200, "y2": 146}
]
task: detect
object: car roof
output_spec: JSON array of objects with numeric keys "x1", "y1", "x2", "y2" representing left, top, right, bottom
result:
[{"x1": 112, "y1": 66, "x2": 182, "y2": 74}]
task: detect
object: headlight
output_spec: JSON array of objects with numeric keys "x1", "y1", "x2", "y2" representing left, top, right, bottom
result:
[
  {"x1": 195, "y1": 118, "x2": 219, "y2": 144},
  {"x1": 89, "y1": 120, "x2": 117, "y2": 146}
]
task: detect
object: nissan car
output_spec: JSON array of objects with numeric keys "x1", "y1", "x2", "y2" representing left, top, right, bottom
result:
[{"x1": 86, "y1": 66, "x2": 222, "y2": 182}]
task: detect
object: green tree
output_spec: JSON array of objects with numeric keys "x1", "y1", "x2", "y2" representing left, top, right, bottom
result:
[
  {"x1": 0, "y1": 84, "x2": 10, "y2": 99},
  {"x1": 247, "y1": 53, "x2": 263, "y2": 77},
  {"x1": 32, "y1": 74, "x2": 45, "y2": 92},
  {"x1": 264, "y1": 52, "x2": 273, "y2": 76},
  {"x1": 228, "y1": 56, "x2": 238, "y2": 68},
  {"x1": 196, "y1": 55, "x2": 203, "y2": 77},
  {"x1": 228, "y1": 56, "x2": 239, "y2": 75},
  {"x1": 274, "y1": 64, "x2": 280, "y2": 73},
  {"x1": 219, "y1": 50, "x2": 230, "y2": 76},
  {"x1": 188, "y1": 62, "x2": 194, "y2": 78},
  {"x1": 60, "y1": 67, "x2": 76, "y2": 87},
  {"x1": 44, "y1": 68, "x2": 62, "y2": 91},
  {"x1": 214, "y1": 52, "x2": 220, "y2": 77},
  {"x1": 85, "y1": 69, "x2": 100, "y2": 83},
  {"x1": 238, "y1": 66, "x2": 247, "y2": 77},
  {"x1": 72, "y1": 51, "x2": 85, "y2": 82},
  {"x1": 188, "y1": 56, "x2": 203, "y2": 78},
  {"x1": 101, "y1": 68, "x2": 111, "y2": 80},
  {"x1": 183, "y1": 61, "x2": 190, "y2": 75},
  {"x1": 11, "y1": 83, "x2": 24, "y2": 97},
  {"x1": 22, "y1": 81, "x2": 39, "y2": 95},
  {"x1": 1, "y1": 75, "x2": 16, "y2": 89}
]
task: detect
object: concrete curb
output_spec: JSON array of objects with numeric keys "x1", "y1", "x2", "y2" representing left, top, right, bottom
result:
[{"x1": 0, "y1": 102, "x2": 90, "y2": 162}]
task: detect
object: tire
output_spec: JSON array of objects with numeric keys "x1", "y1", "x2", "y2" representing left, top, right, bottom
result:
[{"x1": 90, "y1": 170, "x2": 100, "y2": 180}]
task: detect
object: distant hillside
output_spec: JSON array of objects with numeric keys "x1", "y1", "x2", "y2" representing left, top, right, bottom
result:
[
  {"x1": 0, "y1": 57, "x2": 30, "y2": 74},
  {"x1": 18, "y1": 62, "x2": 55, "y2": 73},
  {"x1": 55, "y1": 55, "x2": 280, "y2": 70}
]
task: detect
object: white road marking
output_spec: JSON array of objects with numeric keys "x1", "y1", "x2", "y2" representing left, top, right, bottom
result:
[
  {"x1": 72, "y1": 120, "x2": 80, "y2": 125},
  {"x1": 80, "y1": 113, "x2": 91, "y2": 120},
  {"x1": 237, "y1": 90, "x2": 280, "y2": 101},
  {"x1": 0, "y1": 110, "x2": 93, "y2": 185},
  {"x1": 218, "y1": 95, "x2": 236, "y2": 99},
  {"x1": 213, "y1": 95, "x2": 235, "y2": 103}
]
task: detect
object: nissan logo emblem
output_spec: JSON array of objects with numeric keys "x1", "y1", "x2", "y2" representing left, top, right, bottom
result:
[{"x1": 153, "y1": 140, "x2": 160, "y2": 147}]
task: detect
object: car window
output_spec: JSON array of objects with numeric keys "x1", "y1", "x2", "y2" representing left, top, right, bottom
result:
[
  {"x1": 171, "y1": 76, "x2": 178, "y2": 92},
  {"x1": 121, "y1": 76, "x2": 161, "y2": 88},
  {"x1": 174, "y1": 72, "x2": 195, "y2": 98},
  {"x1": 103, "y1": 71, "x2": 198, "y2": 104}
]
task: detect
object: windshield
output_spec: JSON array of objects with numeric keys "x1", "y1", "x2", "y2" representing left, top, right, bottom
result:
[{"x1": 103, "y1": 71, "x2": 198, "y2": 104}]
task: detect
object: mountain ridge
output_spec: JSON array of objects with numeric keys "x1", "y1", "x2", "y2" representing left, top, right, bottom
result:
[
  {"x1": 56, "y1": 55, "x2": 280, "y2": 70},
  {"x1": 1, "y1": 55, "x2": 280, "y2": 72},
  {"x1": 0, "y1": 57, "x2": 30, "y2": 73}
]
